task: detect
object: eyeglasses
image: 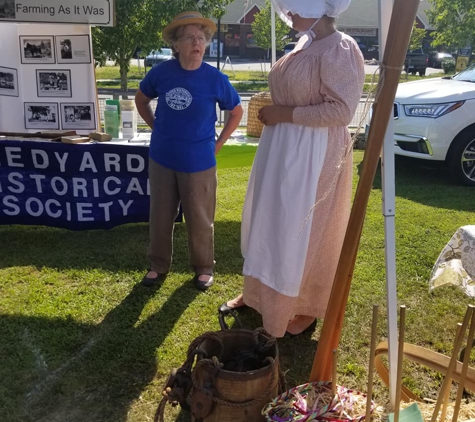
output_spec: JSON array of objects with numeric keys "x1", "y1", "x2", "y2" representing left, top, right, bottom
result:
[{"x1": 180, "y1": 35, "x2": 207, "y2": 45}]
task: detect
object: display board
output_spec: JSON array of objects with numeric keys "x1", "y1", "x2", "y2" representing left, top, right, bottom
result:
[{"x1": 0, "y1": 23, "x2": 98, "y2": 134}]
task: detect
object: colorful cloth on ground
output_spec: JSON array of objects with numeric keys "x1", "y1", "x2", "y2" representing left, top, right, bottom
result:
[{"x1": 429, "y1": 225, "x2": 475, "y2": 297}]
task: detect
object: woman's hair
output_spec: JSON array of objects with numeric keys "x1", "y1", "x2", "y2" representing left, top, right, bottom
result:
[{"x1": 170, "y1": 24, "x2": 214, "y2": 58}]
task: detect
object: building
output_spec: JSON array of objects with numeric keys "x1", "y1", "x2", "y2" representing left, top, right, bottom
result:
[{"x1": 212, "y1": 0, "x2": 435, "y2": 59}]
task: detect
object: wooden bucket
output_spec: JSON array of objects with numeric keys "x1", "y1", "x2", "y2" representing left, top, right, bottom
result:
[
  {"x1": 246, "y1": 91, "x2": 273, "y2": 138},
  {"x1": 191, "y1": 328, "x2": 281, "y2": 422}
]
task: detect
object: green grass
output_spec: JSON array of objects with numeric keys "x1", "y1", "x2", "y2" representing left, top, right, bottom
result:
[
  {"x1": 94, "y1": 65, "x2": 146, "y2": 80},
  {"x1": 95, "y1": 65, "x2": 449, "y2": 92},
  {"x1": 363, "y1": 72, "x2": 446, "y2": 83},
  {"x1": 95, "y1": 65, "x2": 270, "y2": 91},
  {"x1": 95, "y1": 65, "x2": 268, "y2": 81},
  {"x1": 1, "y1": 150, "x2": 474, "y2": 421}
]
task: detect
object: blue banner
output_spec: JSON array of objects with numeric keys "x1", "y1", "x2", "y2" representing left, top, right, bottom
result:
[{"x1": 0, "y1": 140, "x2": 160, "y2": 230}]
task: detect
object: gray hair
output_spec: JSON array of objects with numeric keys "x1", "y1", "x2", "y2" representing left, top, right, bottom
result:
[{"x1": 170, "y1": 24, "x2": 213, "y2": 58}]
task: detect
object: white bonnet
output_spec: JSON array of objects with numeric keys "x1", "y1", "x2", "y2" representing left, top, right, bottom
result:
[{"x1": 272, "y1": 0, "x2": 351, "y2": 27}]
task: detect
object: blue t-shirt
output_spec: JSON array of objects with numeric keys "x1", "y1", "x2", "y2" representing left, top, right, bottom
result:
[{"x1": 139, "y1": 59, "x2": 241, "y2": 173}]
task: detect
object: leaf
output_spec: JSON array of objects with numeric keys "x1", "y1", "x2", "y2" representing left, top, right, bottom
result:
[{"x1": 427, "y1": 0, "x2": 475, "y2": 49}]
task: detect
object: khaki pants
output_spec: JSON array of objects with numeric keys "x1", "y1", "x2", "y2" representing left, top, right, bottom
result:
[{"x1": 147, "y1": 159, "x2": 216, "y2": 275}]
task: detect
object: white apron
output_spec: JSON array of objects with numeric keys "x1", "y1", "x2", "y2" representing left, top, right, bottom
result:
[{"x1": 241, "y1": 122, "x2": 328, "y2": 297}]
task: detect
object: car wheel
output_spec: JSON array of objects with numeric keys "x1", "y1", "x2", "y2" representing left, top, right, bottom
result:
[
  {"x1": 418, "y1": 69, "x2": 426, "y2": 76},
  {"x1": 447, "y1": 130, "x2": 475, "y2": 186}
]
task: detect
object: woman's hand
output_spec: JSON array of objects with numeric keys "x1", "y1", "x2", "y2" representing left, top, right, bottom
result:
[
  {"x1": 257, "y1": 105, "x2": 294, "y2": 126},
  {"x1": 215, "y1": 138, "x2": 226, "y2": 155}
]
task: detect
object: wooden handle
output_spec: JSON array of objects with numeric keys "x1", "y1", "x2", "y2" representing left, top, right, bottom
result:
[
  {"x1": 452, "y1": 308, "x2": 475, "y2": 421},
  {"x1": 430, "y1": 305, "x2": 473, "y2": 422},
  {"x1": 366, "y1": 304, "x2": 379, "y2": 421},
  {"x1": 309, "y1": 0, "x2": 421, "y2": 382},
  {"x1": 393, "y1": 305, "x2": 406, "y2": 422},
  {"x1": 374, "y1": 341, "x2": 475, "y2": 402}
]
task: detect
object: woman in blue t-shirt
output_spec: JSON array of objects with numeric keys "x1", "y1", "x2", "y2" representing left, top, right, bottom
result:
[{"x1": 135, "y1": 11, "x2": 243, "y2": 290}]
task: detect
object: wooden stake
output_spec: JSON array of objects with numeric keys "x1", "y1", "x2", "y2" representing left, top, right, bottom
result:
[
  {"x1": 332, "y1": 349, "x2": 338, "y2": 397},
  {"x1": 308, "y1": 0, "x2": 421, "y2": 383},
  {"x1": 431, "y1": 305, "x2": 474, "y2": 422},
  {"x1": 366, "y1": 304, "x2": 379, "y2": 421},
  {"x1": 440, "y1": 324, "x2": 463, "y2": 421},
  {"x1": 452, "y1": 306, "x2": 475, "y2": 422},
  {"x1": 393, "y1": 305, "x2": 406, "y2": 422}
]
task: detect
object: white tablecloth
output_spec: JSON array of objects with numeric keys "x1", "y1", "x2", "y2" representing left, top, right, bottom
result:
[{"x1": 429, "y1": 225, "x2": 475, "y2": 297}]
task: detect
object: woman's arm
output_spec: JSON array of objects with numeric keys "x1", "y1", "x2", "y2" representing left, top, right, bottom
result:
[
  {"x1": 293, "y1": 44, "x2": 365, "y2": 128},
  {"x1": 134, "y1": 89, "x2": 155, "y2": 129},
  {"x1": 257, "y1": 105, "x2": 295, "y2": 126},
  {"x1": 258, "y1": 42, "x2": 365, "y2": 128},
  {"x1": 215, "y1": 104, "x2": 244, "y2": 154}
]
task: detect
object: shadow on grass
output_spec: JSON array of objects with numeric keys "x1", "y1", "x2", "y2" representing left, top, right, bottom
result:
[
  {"x1": 356, "y1": 156, "x2": 474, "y2": 212},
  {"x1": 0, "y1": 220, "x2": 243, "y2": 275},
  {"x1": 0, "y1": 281, "x2": 200, "y2": 422}
]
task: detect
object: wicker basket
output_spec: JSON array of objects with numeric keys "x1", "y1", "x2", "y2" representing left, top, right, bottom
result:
[{"x1": 246, "y1": 91, "x2": 273, "y2": 138}]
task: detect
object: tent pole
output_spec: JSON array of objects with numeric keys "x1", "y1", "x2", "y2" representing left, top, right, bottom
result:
[
  {"x1": 271, "y1": 3, "x2": 276, "y2": 67},
  {"x1": 378, "y1": 0, "x2": 398, "y2": 406}
]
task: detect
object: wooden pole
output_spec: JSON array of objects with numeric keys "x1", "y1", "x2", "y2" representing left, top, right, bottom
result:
[
  {"x1": 431, "y1": 305, "x2": 474, "y2": 422},
  {"x1": 309, "y1": 0, "x2": 421, "y2": 383},
  {"x1": 452, "y1": 307, "x2": 475, "y2": 421},
  {"x1": 365, "y1": 304, "x2": 379, "y2": 421},
  {"x1": 393, "y1": 305, "x2": 406, "y2": 422},
  {"x1": 332, "y1": 349, "x2": 338, "y2": 397}
]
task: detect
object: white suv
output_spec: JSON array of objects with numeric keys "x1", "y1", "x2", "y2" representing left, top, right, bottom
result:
[{"x1": 384, "y1": 64, "x2": 475, "y2": 185}]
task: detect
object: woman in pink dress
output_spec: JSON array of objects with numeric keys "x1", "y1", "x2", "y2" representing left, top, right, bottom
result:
[{"x1": 219, "y1": 0, "x2": 365, "y2": 337}]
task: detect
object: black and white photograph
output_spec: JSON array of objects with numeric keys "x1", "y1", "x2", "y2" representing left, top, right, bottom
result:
[
  {"x1": 24, "y1": 102, "x2": 59, "y2": 130},
  {"x1": 55, "y1": 35, "x2": 91, "y2": 64},
  {"x1": 0, "y1": 0, "x2": 15, "y2": 19},
  {"x1": 20, "y1": 36, "x2": 55, "y2": 64},
  {"x1": 0, "y1": 66, "x2": 19, "y2": 97},
  {"x1": 60, "y1": 102, "x2": 96, "y2": 130},
  {"x1": 36, "y1": 70, "x2": 72, "y2": 98}
]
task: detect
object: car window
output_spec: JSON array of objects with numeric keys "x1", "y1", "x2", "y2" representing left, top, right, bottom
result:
[
  {"x1": 149, "y1": 48, "x2": 172, "y2": 56},
  {"x1": 453, "y1": 63, "x2": 475, "y2": 82}
]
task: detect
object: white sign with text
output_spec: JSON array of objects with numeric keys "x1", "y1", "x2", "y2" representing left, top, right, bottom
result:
[{"x1": 0, "y1": 0, "x2": 115, "y2": 26}]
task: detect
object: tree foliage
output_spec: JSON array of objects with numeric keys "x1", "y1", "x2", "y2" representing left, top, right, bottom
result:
[
  {"x1": 92, "y1": 0, "x2": 232, "y2": 91},
  {"x1": 409, "y1": 21, "x2": 426, "y2": 51},
  {"x1": 427, "y1": 0, "x2": 475, "y2": 49},
  {"x1": 251, "y1": 0, "x2": 290, "y2": 55}
]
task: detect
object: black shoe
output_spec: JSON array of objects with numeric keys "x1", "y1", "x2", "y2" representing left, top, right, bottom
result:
[
  {"x1": 140, "y1": 271, "x2": 166, "y2": 287},
  {"x1": 193, "y1": 274, "x2": 214, "y2": 291},
  {"x1": 285, "y1": 319, "x2": 317, "y2": 338},
  {"x1": 218, "y1": 301, "x2": 247, "y2": 330},
  {"x1": 218, "y1": 301, "x2": 247, "y2": 315}
]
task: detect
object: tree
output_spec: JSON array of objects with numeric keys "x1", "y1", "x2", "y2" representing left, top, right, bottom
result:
[
  {"x1": 427, "y1": 0, "x2": 475, "y2": 49},
  {"x1": 409, "y1": 21, "x2": 426, "y2": 51},
  {"x1": 92, "y1": 0, "x2": 233, "y2": 92},
  {"x1": 251, "y1": 0, "x2": 290, "y2": 58}
]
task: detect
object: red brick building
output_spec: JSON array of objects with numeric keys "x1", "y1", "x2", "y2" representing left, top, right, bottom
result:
[{"x1": 212, "y1": 0, "x2": 434, "y2": 59}]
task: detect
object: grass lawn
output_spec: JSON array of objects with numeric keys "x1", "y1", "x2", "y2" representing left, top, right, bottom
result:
[
  {"x1": 1, "y1": 149, "x2": 474, "y2": 421},
  {"x1": 94, "y1": 65, "x2": 447, "y2": 92}
]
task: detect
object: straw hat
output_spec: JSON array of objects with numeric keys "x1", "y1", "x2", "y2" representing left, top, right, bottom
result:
[{"x1": 162, "y1": 11, "x2": 217, "y2": 43}]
